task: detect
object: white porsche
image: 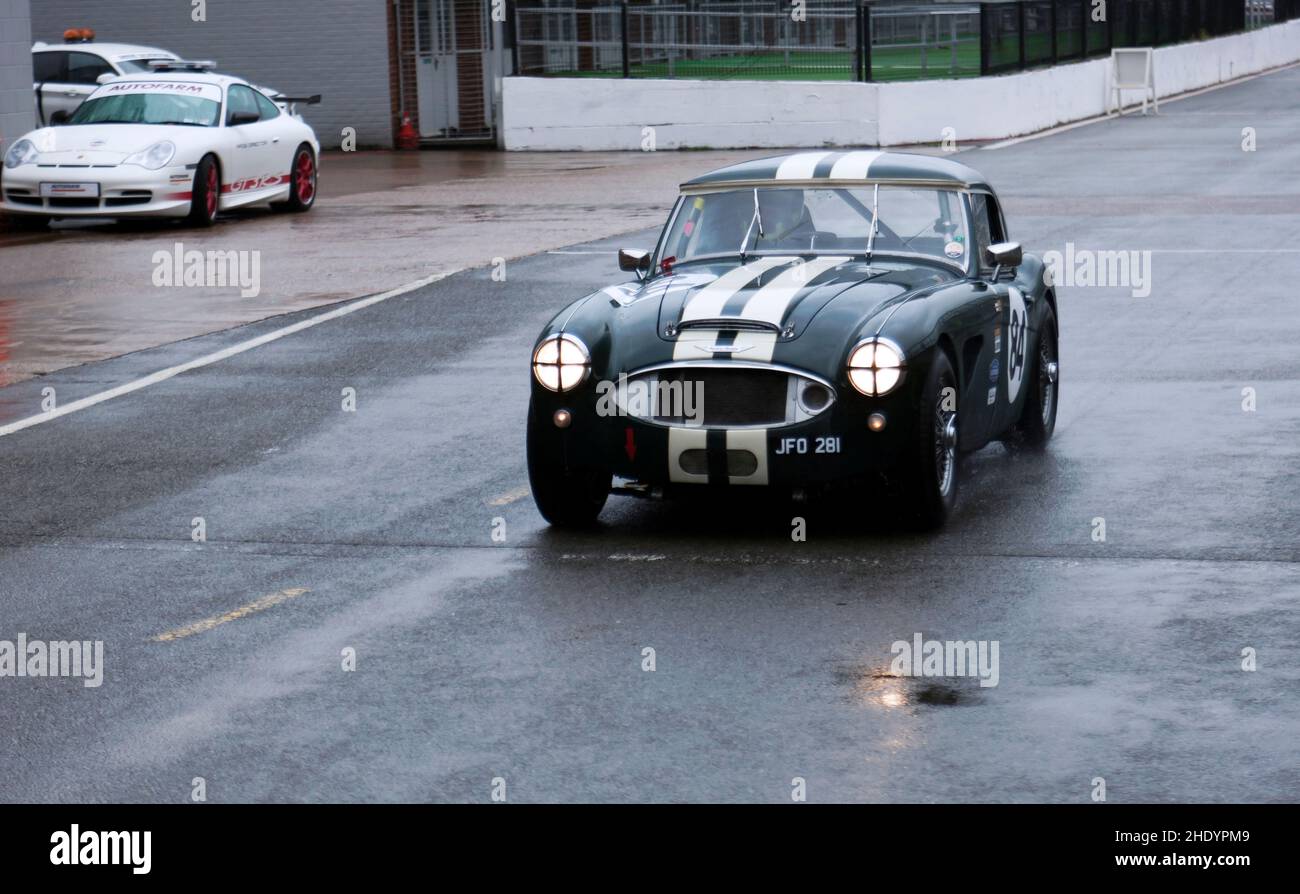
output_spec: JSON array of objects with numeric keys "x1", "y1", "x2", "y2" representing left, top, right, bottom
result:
[{"x1": 2, "y1": 63, "x2": 320, "y2": 228}]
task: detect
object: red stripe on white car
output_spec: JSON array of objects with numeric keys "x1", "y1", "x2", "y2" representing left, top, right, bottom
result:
[{"x1": 220, "y1": 173, "x2": 291, "y2": 195}]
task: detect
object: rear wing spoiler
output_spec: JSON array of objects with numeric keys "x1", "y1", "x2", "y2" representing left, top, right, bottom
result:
[{"x1": 271, "y1": 94, "x2": 321, "y2": 106}]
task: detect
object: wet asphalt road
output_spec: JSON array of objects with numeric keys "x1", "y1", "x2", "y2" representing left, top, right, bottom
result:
[{"x1": 1, "y1": 68, "x2": 1299, "y2": 803}]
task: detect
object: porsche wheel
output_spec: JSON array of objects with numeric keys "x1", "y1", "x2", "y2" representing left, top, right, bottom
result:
[
  {"x1": 527, "y1": 400, "x2": 610, "y2": 527},
  {"x1": 900, "y1": 350, "x2": 960, "y2": 530},
  {"x1": 187, "y1": 154, "x2": 220, "y2": 227},
  {"x1": 1009, "y1": 303, "x2": 1059, "y2": 447},
  {"x1": 278, "y1": 145, "x2": 317, "y2": 213}
]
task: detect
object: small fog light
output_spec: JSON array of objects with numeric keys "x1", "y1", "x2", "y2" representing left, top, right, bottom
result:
[
  {"x1": 553, "y1": 409, "x2": 572, "y2": 429},
  {"x1": 868, "y1": 412, "x2": 887, "y2": 432}
]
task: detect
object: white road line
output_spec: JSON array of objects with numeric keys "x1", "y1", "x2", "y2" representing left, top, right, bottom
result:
[
  {"x1": 0, "y1": 268, "x2": 461, "y2": 439},
  {"x1": 980, "y1": 60, "x2": 1300, "y2": 151},
  {"x1": 1148, "y1": 249, "x2": 1300, "y2": 253}
]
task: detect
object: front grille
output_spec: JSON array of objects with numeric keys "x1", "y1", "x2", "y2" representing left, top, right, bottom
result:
[
  {"x1": 621, "y1": 364, "x2": 834, "y2": 429},
  {"x1": 106, "y1": 194, "x2": 151, "y2": 207},
  {"x1": 6, "y1": 193, "x2": 41, "y2": 206},
  {"x1": 49, "y1": 197, "x2": 99, "y2": 208},
  {"x1": 657, "y1": 367, "x2": 787, "y2": 426}
]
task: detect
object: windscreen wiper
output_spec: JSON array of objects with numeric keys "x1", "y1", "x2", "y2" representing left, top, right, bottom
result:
[{"x1": 739, "y1": 188, "x2": 764, "y2": 260}]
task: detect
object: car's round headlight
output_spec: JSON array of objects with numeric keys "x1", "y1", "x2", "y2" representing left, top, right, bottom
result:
[
  {"x1": 4, "y1": 139, "x2": 38, "y2": 169},
  {"x1": 847, "y1": 338, "x2": 905, "y2": 396},
  {"x1": 122, "y1": 140, "x2": 176, "y2": 170},
  {"x1": 532, "y1": 333, "x2": 590, "y2": 392}
]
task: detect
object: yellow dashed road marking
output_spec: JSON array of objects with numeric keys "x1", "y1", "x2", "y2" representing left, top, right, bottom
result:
[
  {"x1": 150, "y1": 588, "x2": 309, "y2": 642},
  {"x1": 487, "y1": 485, "x2": 530, "y2": 507}
]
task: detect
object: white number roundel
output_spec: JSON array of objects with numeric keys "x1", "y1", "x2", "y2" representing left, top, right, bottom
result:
[{"x1": 1006, "y1": 286, "x2": 1028, "y2": 404}]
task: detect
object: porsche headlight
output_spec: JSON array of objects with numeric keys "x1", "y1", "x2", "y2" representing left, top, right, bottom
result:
[
  {"x1": 4, "y1": 139, "x2": 38, "y2": 169},
  {"x1": 532, "y1": 333, "x2": 590, "y2": 392},
  {"x1": 122, "y1": 140, "x2": 176, "y2": 170},
  {"x1": 847, "y1": 338, "x2": 906, "y2": 396}
]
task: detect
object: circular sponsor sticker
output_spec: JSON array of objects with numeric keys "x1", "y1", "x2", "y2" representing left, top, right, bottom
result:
[{"x1": 944, "y1": 241, "x2": 965, "y2": 259}]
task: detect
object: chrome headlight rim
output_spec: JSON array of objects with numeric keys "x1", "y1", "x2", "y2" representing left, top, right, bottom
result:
[
  {"x1": 532, "y1": 332, "x2": 591, "y2": 393},
  {"x1": 122, "y1": 140, "x2": 177, "y2": 170},
  {"x1": 4, "y1": 138, "x2": 38, "y2": 170},
  {"x1": 846, "y1": 336, "x2": 907, "y2": 397}
]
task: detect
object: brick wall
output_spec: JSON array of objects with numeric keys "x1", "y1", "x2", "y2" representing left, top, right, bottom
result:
[
  {"x1": 0, "y1": 0, "x2": 35, "y2": 157},
  {"x1": 30, "y1": 0, "x2": 394, "y2": 148}
]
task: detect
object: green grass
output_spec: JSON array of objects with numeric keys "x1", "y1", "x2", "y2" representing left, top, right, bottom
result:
[
  {"x1": 536, "y1": 23, "x2": 1128, "y2": 82},
  {"x1": 544, "y1": 43, "x2": 983, "y2": 82}
]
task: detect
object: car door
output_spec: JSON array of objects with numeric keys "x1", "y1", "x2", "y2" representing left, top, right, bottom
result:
[
  {"x1": 221, "y1": 84, "x2": 284, "y2": 198},
  {"x1": 972, "y1": 191, "x2": 1036, "y2": 438},
  {"x1": 960, "y1": 191, "x2": 1010, "y2": 446},
  {"x1": 33, "y1": 51, "x2": 70, "y2": 125},
  {"x1": 36, "y1": 51, "x2": 113, "y2": 124}
]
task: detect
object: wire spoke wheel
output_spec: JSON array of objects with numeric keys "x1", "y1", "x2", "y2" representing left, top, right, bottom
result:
[
  {"x1": 1040, "y1": 334, "x2": 1057, "y2": 427},
  {"x1": 934, "y1": 384, "x2": 957, "y2": 498}
]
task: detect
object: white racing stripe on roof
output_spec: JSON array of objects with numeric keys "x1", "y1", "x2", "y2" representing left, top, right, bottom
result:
[
  {"x1": 738, "y1": 256, "x2": 849, "y2": 327},
  {"x1": 678, "y1": 257, "x2": 794, "y2": 322},
  {"x1": 775, "y1": 152, "x2": 833, "y2": 180},
  {"x1": 828, "y1": 150, "x2": 884, "y2": 180}
]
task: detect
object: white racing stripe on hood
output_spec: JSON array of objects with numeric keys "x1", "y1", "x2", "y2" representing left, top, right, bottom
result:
[
  {"x1": 738, "y1": 256, "x2": 849, "y2": 327},
  {"x1": 775, "y1": 152, "x2": 833, "y2": 180},
  {"x1": 679, "y1": 256, "x2": 795, "y2": 323},
  {"x1": 671, "y1": 329, "x2": 776, "y2": 361},
  {"x1": 828, "y1": 150, "x2": 883, "y2": 180}
]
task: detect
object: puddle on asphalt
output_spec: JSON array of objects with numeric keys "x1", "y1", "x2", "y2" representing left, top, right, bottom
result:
[{"x1": 835, "y1": 663, "x2": 986, "y2": 708}]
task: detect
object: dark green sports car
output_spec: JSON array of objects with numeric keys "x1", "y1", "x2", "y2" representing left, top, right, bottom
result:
[{"x1": 527, "y1": 151, "x2": 1059, "y2": 528}]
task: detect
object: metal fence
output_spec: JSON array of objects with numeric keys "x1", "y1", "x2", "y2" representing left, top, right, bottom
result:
[
  {"x1": 512, "y1": 0, "x2": 1296, "y2": 81},
  {"x1": 981, "y1": 0, "x2": 1249, "y2": 75}
]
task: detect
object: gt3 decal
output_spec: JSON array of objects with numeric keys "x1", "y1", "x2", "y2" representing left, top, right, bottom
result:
[
  {"x1": 1006, "y1": 286, "x2": 1028, "y2": 403},
  {"x1": 222, "y1": 173, "x2": 290, "y2": 195}
]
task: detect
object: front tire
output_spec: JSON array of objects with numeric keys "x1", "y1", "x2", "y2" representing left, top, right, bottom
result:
[
  {"x1": 899, "y1": 350, "x2": 960, "y2": 530},
  {"x1": 1009, "y1": 303, "x2": 1059, "y2": 447},
  {"x1": 187, "y1": 154, "x2": 220, "y2": 227},
  {"x1": 280, "y1": 145, "x2": 317, "y2": 213},
  {"x1": 527, "y1": 400, "x2": 610, "y2": 527}
]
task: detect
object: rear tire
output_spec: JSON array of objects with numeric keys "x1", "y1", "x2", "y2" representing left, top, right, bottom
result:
[
  {"x1": 899, "y1": 350, "x2": 960, "y2": 530},
  {"x1": 187, "y1": 154, "x2": 220, "y2": 227},
  {"x1": 1009, "y1": 303, "x2": 1059, "y2": 448},
  {"x1": 527, "y1": 400, "x2": 610, "y2": 528}
]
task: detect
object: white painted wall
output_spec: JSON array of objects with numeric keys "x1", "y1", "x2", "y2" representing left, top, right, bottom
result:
[
  {"x1": 0, "y1": 0, "x2": 35, "y2": 157},
  {"x1": 503, "y1": 19, "x2": 1300, "y2": 151},
  {"x1": 503, "y1": 77, "x2": 878, "y2": 150}
]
